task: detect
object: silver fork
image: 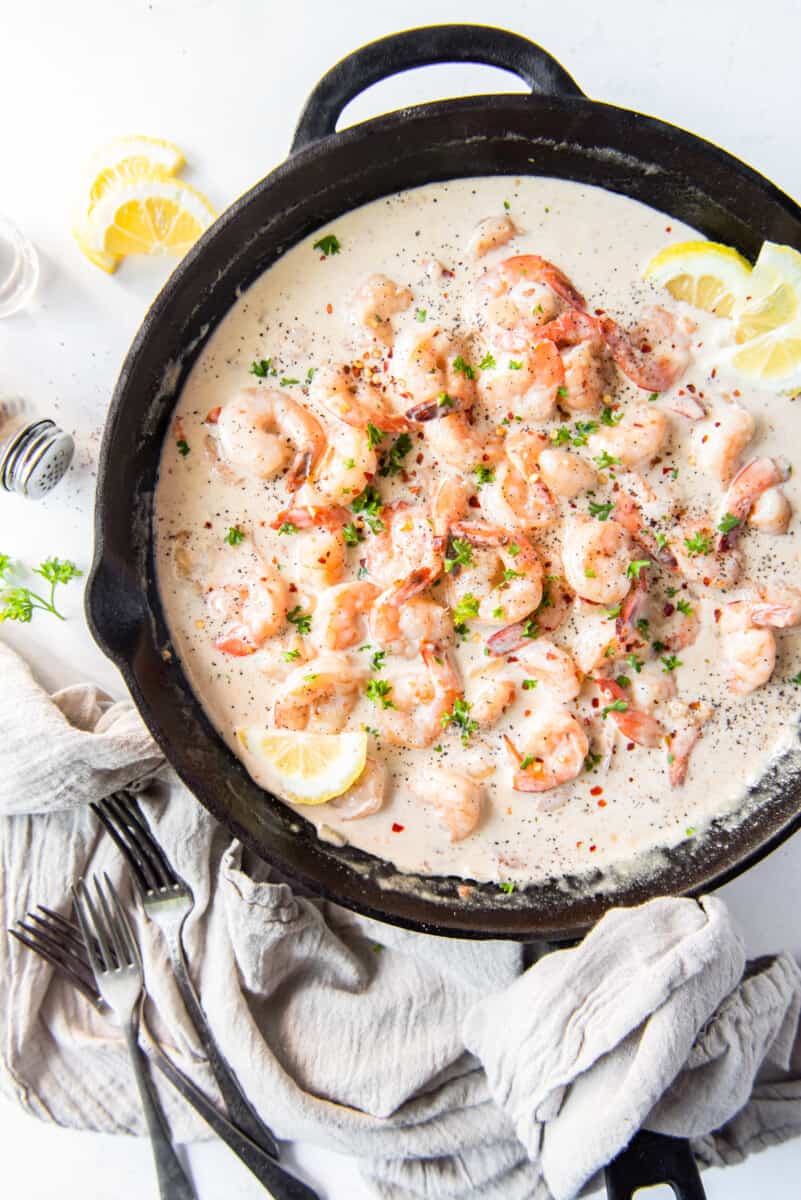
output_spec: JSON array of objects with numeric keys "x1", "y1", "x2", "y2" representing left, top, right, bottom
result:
[
  {"x1": 91, "y1": 792, "x2": 279, "y2": 1160},
  {"x1": 10, "y1": 905, "x2": 321, "y2": 1200},
  {"x1": 72, "y1": 875, "x2": 197, "y2": 1200}
]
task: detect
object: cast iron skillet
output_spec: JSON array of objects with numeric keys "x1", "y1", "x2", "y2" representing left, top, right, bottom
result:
[{"x1": 88, "y1": 26, "x2": 801, "y2": 941}]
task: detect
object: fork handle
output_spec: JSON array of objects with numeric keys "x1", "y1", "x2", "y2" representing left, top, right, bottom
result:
[
  {"x1": 165, "y1": 933, "x2": 280, "y2": 1160},
  {"x1": 123, "y1": 1021, "x2": 198, "y2": 1200}
]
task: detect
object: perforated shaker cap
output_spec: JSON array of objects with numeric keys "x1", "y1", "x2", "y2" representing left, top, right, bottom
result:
[{"x1": 0, "y1": 419, "x2": 75, "y2": 499}]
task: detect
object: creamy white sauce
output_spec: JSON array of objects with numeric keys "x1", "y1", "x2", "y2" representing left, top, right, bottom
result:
[{"x1": 155, "y1": 176, "x2": 801, "y2": 886}]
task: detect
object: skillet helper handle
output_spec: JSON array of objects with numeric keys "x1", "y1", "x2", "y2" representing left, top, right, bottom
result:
[
  {"x1": 291, "y1": 23, "x2": 585, "y2": 152},
  {"x1": 605, "y1": 1130, "x2": 707, "y2": 1200}
]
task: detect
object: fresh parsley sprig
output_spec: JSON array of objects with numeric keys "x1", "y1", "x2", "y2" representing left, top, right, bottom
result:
[{"x1": 0, "y1": 555, "x2": 83, "y2": 624}]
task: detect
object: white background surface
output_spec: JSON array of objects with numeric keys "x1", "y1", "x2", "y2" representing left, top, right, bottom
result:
[{"x1": 2, "y1": 0, "x2": 801, "y2": 1195}]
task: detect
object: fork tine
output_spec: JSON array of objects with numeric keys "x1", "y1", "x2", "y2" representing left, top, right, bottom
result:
[
  {"x1": 20, "y1": 917, "x2": 96, "y2": 982},
  {"x1": 73, "y1": 881, "x2": 110, "y2": 973},
  {"x1": 90, "y1": 801, "x2": 154, "y2": 896},
  {"x1": 35, "y1": 906, "x2": 119, "y2": 970},
  {"x1": 8, "y1": 928, "x2": 100, "y2": 1005},
  {"x1": 94, "y1": 875, "x2": 130, "y2": 969},
  {"x1": 113, "y1": 791, "x2": 178, "y2": 888},
  {"x1": 105, "y1": 873, "x2": 143, "y2": 969}
]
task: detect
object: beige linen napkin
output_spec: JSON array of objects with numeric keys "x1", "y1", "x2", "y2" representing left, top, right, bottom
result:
[{"x1": 2, "y1": 640, "x2": 801, "y2": 1200}]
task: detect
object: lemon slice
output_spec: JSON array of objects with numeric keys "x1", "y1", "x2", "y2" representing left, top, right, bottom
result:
[
  {"x1": 82, "y1": 176, "x2": 216, "y2": 259},
  {"x1": 732, "y1": 242, "x2": 801, "y2": 389},
  {"x1": 643, "y1": 240, "x2": 752, "y2": 317},
  {"x1": 84, "y1": 135, "x2": 186, "y2": 203},
  {"x1": 235, "y1": 728, "x2": 367, "y2": 804}
]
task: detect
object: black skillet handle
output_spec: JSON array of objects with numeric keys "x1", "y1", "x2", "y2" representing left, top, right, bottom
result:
[
  {"x1": 291, "y1": 24, "x2": 585, "y2": 152},
  {"x1": 605, "y1": 1130, "x2": 707, "y2": 1200}
]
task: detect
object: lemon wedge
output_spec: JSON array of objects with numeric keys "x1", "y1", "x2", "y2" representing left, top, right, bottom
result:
[
  {"x1": 81, "y1": 176, "x2": 216, "y2": 260},
  {"x1": 235, "y1": 728, "x2": 367, "y2": 804},
  {"x1": 84, "y1": 135, "x2": 186, "y2": 203},
  {"x1": 643, "y1": 240, "x2": 752, "y2": 317},
  {"x1": 731, "y1": 242, "x2": 801, "y2": 389}
]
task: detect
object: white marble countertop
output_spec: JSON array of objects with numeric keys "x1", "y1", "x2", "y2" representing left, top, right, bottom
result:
[{"x1": 3, "y1": 0, "x2": 801, "y2": 1195}]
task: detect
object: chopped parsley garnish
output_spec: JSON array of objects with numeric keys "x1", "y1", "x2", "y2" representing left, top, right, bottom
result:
[
  {"x1": 636, "y1": 617, "x2": 650, "y2": 637},
  {"x1": 366, "y1": 423, "x2": 384, "y2": 449},
  {"x1": 593, "y1": 450, "x2": 621, "y2": 470},
  {"x1": 503, "y1": 199, "x2": 511, "y2": 211},
  {"x1": 343, "y1": 457, "x2": 356, "y2": 470},
  {"x1": 585, "y1": 751, "x2": 602, "y2": 772},
  {"x1": 415, "y1": 308, "x2": 427, "y2": 322},
  {"x1": 676, "y1": 598, "x2": 694, "y2": 617},
  {"x1": 176, "y1": 438, "x2": 190, "y2": 457},
  {"x1": 305, "y1": 367, "x2": 316, "y2": 384},
  {"x1": 445, "y1": 539, "x2": 473, "y2": 573},
  {"x1": 287, "y1": 606, "x2": 312, "y2": 635},
  {"x1": 655, "y1": 532, "x2": 669, "y2": 549},
  {"x1": 601, "y1": 699, "x2": 628, "y2": 718},
  {"x1": 791, "y1": 672, "x2": 801, "y2": 686},
  {"x1": 508, "y1": 359, "x2": 523, "y2": 370},
  {"x1": 557, "y1": 385, "x2": 569, "y2": 399},
  {"x1": 652, "y1": 639, "x2": 667, "y2": 654},
  {"x1": 378, "y1": 431, "x2": 413, "y2": 477},
  {"x1": 605, "y1": 603, "x2": 622, "y2": 620},
  {"x1": 492, "y1": 606, "x2": 505, "y2": 619},
  {"x1": 303, "y1": 673, "x2": 319, "y2": 683},
  {"x1": 502, "y1": 568, "x2": 523, "y2": 582},
  {"x1": 370, "y1": 649, "x2": 386, "y2": 672},
  {"x1": 452, "y1": 593, "x2": 480, "y2": 631},
  {"x1": 508, "y1": 542, "x2": 521, "y2": 557},
  {"x1": 351, "y1": 484, "x2": 384, "y2": 533},
  {"x1": 499, "y1": 881, "x2": 515, "y2": 894},
  {"x1": 441, "y1": 697, "x2": 479, "y2": 745},
  {"x1": 585, "y1": 567, "x2": 597, "y2": 579},
  {"x1": 522, "y1": 617, "x2": 539, "y2": 639},
  {"x1": 626, "y1": 653, "x2": 644, "y2": 673},
  {"x1": 225, "y1": 526, "x2": 245, "y2": 545},
  {"x1": 473, "y1": 464, "x2": 495, "y2": 488},
  {"x1": 600, "y1": 405, "x2": 624, "y2": 426},
  {"x1": 249, "y1": 358, "x2": 273, "y2": 377},
  {"x1": 717, "y1": 512, "x2": 741, "y2": 535},
  {"x1": 684, "y1": 530, "x2": 713, "y2": 556},
  {"x1": 648, "y1": 392, "x2": 659, "y2": 402},
  {"x1": 453, "y1": 355, "x2": 475, "y2": 379},
  {"x1": 282, "y1": 649, "x2": 301, "y2": 662},
  {"x1": 551, "y1": 426, "x2": 572, "y2": 446},
  {"x1": 362, "y1": 724, "x2": 380, "y2": 737},
  {"x1": 280, "y1": 376, "x2": 300, "y2": 386},
  {"x1": 670, "y1": 467, "x2": 679, "y2": 481},
  {"x1": 522, "y1": 678, "x2": 538, "y2": 690},
  {"x1": 661, "y1": 654, "x2": 683, "y2": 673},
  {"x1": 437, "y1": 391, "x2": 455, "y2": 408},
  {"x1": 616, "y1": 674, "x2": 631, "y2": 688},
  {"x1": 626, "y1": 559, "x2": 650, "y2": 579},
  {"x1": 589, "y1": 499, "x2": 615, "y2": 521},
  {"x1": 313, "y1": 233, "x2": 341, "y2": 256},
  {"x1": 277, "y1": 522, "x2": 298, "y2": 536},
  {"x1": 366, "y1": 679, "x2": 394, "y2": 708},
  {"x1": 342, "y1": 522, "x2": 363, "y2": 547},
  {"x1": 520, "y1": 754, "x2": 535, "y2": 771},
  {"x1": 571, "y1": 420, "x2": 599, "y2": 446},
  {"x1": 478, "y1": 352, "x2": 497, "y2": 370}
]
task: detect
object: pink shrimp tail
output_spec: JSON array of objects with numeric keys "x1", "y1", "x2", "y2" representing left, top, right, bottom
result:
[
  {"x1": 596, "y1": 677, "x2": 665, "y2": 748},
  {"x1": 718, "y1": 457, "x2": 790, "y2": 550},
  {"x1": 270, "y1": 505, "x2": 350, "y2": 531}
]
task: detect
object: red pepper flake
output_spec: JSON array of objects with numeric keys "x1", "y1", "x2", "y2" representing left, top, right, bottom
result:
[
  {"x1": 591, "y1": 696, "x2": 599, "y2": 708},
  {"x1": 597, "y1": 798, "x2": 607, "y2": 808},
  {"x1": 711, "y1": 367, "x2": 717, "y2": 378},
  {"x1": 589, "y1": 844, "x2": 597, "y2": 852},
  {"x1": 576, "y1": 840, "x2": 583, "y2": 849},
  {"x1": 714, "y1": 608, "x2": 722, "y2": 623},
  {"x1": 626, "y1": 741, "x2": 635, "y2": 751},
  {"x1": 468, "y1": 495, "x2": 480, "y2": 508},
  {"x1": 507, "y1": 655, "x2": 519, "y2": 663},
  {"x1": 733, "y1": 388, "x2": 741, "y2": 397},
  {"x1": 204, "y1": 520, "x2": 212, "y2": 529},
  {"x1": 665, "y1": 225, "x2": 672, "y2": 232},
  {"x1": 590, "y1": 785, "x2": 603, "y2": 797},
  {"x1": 326, "y1": 303, "x2": 333, "y2": 315},
  {"x1": 523, "y1": 708, "x2": 532, "y2": 717},
  {"x1": 663, "y1": 602, "x2": 675, "y2": 617},
  {"x1": 687, "y1": 383, "x2": 696, "y2": 394},
  {"x1": 205, "y1": 405, "x2": 221, "y2": 424},
  {"x1": 442, "y1": 292, "x2": 449, "y2": 300},
  {"x1": 391, "y1": 822, "x2": 405, "y2": 833}
]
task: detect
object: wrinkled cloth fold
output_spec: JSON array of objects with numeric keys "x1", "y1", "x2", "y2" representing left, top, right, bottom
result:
[{"x1": 2, "y1": 640, "x2": 801, "y2": 1199}]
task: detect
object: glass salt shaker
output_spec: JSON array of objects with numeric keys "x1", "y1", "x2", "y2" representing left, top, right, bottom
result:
[
  {"x1": 0, "y1": 216, "x2": 39, "y2": 317},
  {"x1": 0, "y1": 399, "x2": 75, "y2": 499}
]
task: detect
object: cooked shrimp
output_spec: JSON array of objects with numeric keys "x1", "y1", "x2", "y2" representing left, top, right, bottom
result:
[
  {"x1": 216, "y1": 388, "x2": 325, "y2": 487},
  {"x1": 369, "y1": 569, "x2": 452, "y2": 654},
  {"x1": 450, "y1": 522, "x2": 544, "y2": 623},
  {"x1": 412, "y1": 769, "x2": 483, "y2": 841},
  {"x1": 207, "y1": 559, "x2": 289, "y2": 657},
  {"x1": 467, "y1": 665, "x2": 517, "y2": 726},
  {"x1": 378, "y1": 645, "x2": 461, "y2": 749},
  {"x1": 330, "y1": 757, "x2": 386, "y2": 819},
  {"x1": 469, "y1": 214, "x2": 517, "y2": 258},
  {"x1": 629, "y1": 666, "x2": 677, "y2": 713},
  {"x1": 424, "y1": 410, "x2": 500, "y2": 469},
  {"x1": 478, "y1": 460, "x2": 560, "y2": 532},
  {"x1": 476, "y1": 341, "x2": 564, "y2": 422},
  {"x1": 587, "y1": 403, "x2": 669, "y2": 469},
  {"x1": 599, "y1": 305, "x2": 692, "y2": 392},
  {"x1": 666, "y1": 702, "x2": 713, "y2": 787},
  {"x1": 397, "y1": 329, "x2": 476, "y2": 416},
  {"x1": 538, "y1": 447, "x2": 597, "y2": 498},
  {"x1": 560, "y1": 339, "x2": 616, "y2": 414},
  {"x1": 351, "y1": 274, "x2": 412, "y2": 344},
  {"x1": 596, "y1": 678, "x2": 665, "y2": 747},
  {"x1": 717, "y1": 457, "x2": 790, "y2": 550},
  {"x1": 517, "y1": 639, "x2": 582, "y2": 700},
  {"x1": 750, "y1": 585, "x2": 801, "y2": 629},
  {"x1": 304, "y1": 421, "x2": 377, "y2": 503},
  {"x1": 672, "y1": 521, "x2": 742, "y2": 589},
  {"x1": 270, "y1": 504, "x2": 350, "y2": 532},
  {"x1": 294, "y1": 527, "x2": 347, "y2": 590},
  {"x1": 310, "y1": 580, "x2": 379, "y2": 650},
  {"x1": 485, "y1": 574, "x2": 574, "y2": 654},
  {"x1": 719, "y1": 602, "x2": 777, "y2": 696},
  {"x1": 365, "y1": 502, "x2": 442, "y2": 587},
  {"x1": 562, "y1": 515, "x2": 632, "y2": 605},
  {"x1": 570, "y1": 611, "x2": 619, "y2": 673},
  {"x1": 312, "y1": 364, "x2": 408, "y2": 433},
  {"x1": 273, "y1": 652, "x2": 365, "y2": 732},
  {"x1": 749, "y1": 487, "x2": 792, "y2": 535},
  {"x1": 480, "y1": 254, "x2": 587, "y2": 352},
  {"x1": 693, "y1": 404, "x2": 756, "y2": 484},
  {"x1": 431, "y1": 474, "x2": 471, "y2": 543},
  {"x1": 504, "y1": 707, "x2": 589, "y2": 796},
  {"x1": 613, "y1": 489, "x2": 678, "y2": 569}
]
